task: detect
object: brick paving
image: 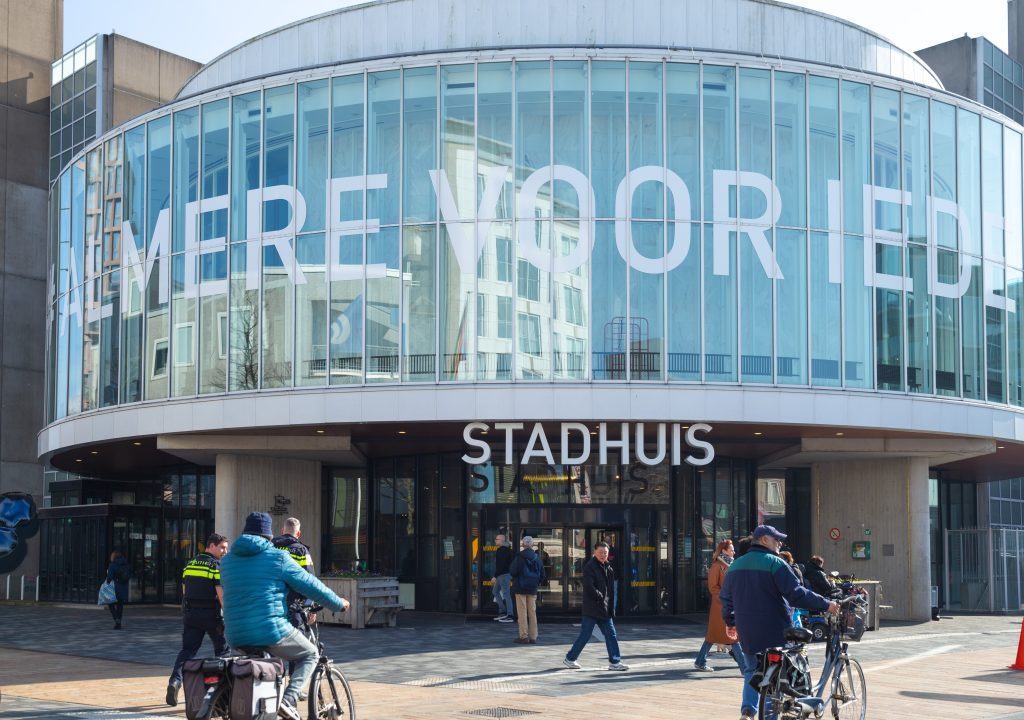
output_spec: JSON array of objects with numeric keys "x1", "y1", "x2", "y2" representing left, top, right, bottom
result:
[{"x1": 0, "y1": 604, "x2": 1021, "y2": 719}]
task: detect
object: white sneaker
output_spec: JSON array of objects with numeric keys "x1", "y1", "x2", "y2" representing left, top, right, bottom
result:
[
  {"x1": 493, "y1": 615, "x2": 507, "y2": 621},
  {"x1": 498, "y1": 616, "x2": 515, "y2": 623},
  {"x1": 562, "y1": 658, "x2": 581, "y2": 669},
  {"x1": 607, "y1": 662, "x2": 630, "y2": 671},
  {"x1": 277, "y1": 699, "x2": 301, "y2": 720},
  {"x1": 693, "y1": 662, "x2": 715, "y2": 672}
]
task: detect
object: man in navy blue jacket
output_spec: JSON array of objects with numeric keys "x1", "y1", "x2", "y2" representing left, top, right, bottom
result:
[{"x1": 720, "y1": 525, "x2": 838, "y2": 719}]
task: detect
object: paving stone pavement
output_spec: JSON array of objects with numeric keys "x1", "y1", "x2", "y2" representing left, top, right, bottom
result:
[{"x1": 0, "y1": 603, "x2": 1022, "y2": 718}]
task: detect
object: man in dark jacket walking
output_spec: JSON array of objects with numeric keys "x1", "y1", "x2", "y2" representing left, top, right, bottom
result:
[
  {"x1": 720, "y1": 525, "x2": 838, "y2": 719},
  {"x1": 562, "y1": 542, "x2": 629, "y2": 671},
  {"x1": 509, "y1": 535, "x2": 545, "y2": 643},
  {"x1": 492, "y1": 533, "x2": 515, "y2": 622}
]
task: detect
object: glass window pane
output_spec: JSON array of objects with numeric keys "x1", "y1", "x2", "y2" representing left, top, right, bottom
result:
[
  {"x1": 1009, "y1": 266, "x2": 1024, "y2": 406},
  {"x1": 441, "y1": 221, "x2": 475, "y2": 381},
  {"x1": 82, "y1": 147, "x2": 103, "y2": 411},
  {"x1": 776, "y1": 229, "x2": 807, "y2": 384},
  {"x1": 231, "y1": 92, "x2": 261, "y2": 242},
  {"x1": 403, "y1": 66, "x2": 437, "y2": 223},
  {"x1": 592, "y1": 61, "x2": 626, "y2": 219},
  {"x1": 935, "y1": 249, "x2": 961, "y2": 396},
  {"x1": 262, "y1": 242, "x2": 294, "y2": 388},
  {"x1": 368, "y1": 70, "x2": 400, "y2": 226},
  {"x1": 263, "y1": 85, "x2": 294, "y2": 233},
  {"x1": 958, "y1": 109, "x2": 982, "y2": 256},
  {"x1": 841, "y1": 81, "x2": 869, "y2": 234},
  {"x1": 932, "y1": 101, "x2": 957, "y2": 249},
  {"x1": 844, "y1": 234, "x2": 872, "y2": 388},
  {"x1": 68, "y1": 159, "x2": 86, "y2": 415},
  {"x1": 630, "y1": 221, "x2": 663, "y2": 380},
  {"x1": 775, "y1": 72, "x2": 806, "y2": 228},
  {"x1": 810, "y1": 231, "x2": 840, "y2": 385},
  {"x1": 629, "y1": 61, "x2": 662, "y2": 219},
  {"x1": 962, "y1": 254, "x2": 985, "y2": 399},
  {"x1": 297, "y1": 80, "x2": 329, "y2": 232},
  {"x1": 296, "y1": 233, "x2": 326, "y2": 387},
  {"x1": 704, "y1": 65, "x2": 736, "y2": 220},
  {"x1": 907, "y1": 244, "x2": 932, "y2": 393},
  {"x1": 367, "y1": 226, "x2": 399, "y2": 382},
  {"x1": 1006, "y1": 129, "x2": 1023, "y2": 269},
  {"x1": 593, "y1": 221, "x2": 626, "y2": 379},
  {"x1": 402, "y1": 224, "x2": 436, "y2": 381},
  {"x1": 705, "y1": 223, "x2": 737, "y2": 380},
  {"x1": 228, "y1": 243, "x2": 258, "y2": 390},
  {"x1": 904, "y1": 94, "x2": 929, "y2": 244}
]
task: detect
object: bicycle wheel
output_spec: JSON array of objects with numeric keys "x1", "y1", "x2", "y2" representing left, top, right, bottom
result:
[
  {"x1": 199, "y1": 684, "x2": 230, "y2": 720},
  {"x1": 757, "y1": 686, "x2": 797, "y2": 720},
  {"x1": 308, "y1": 665, "x2": 356, "y2": 720},
  {"x1": 830, "y1": 657, "x2": 866, "y2": 720}
]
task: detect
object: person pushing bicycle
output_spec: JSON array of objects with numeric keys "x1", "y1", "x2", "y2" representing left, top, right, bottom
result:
[
  {"x1": 220, "y1": 512, "x2": 349, "y2": 720},
  {"x1": 719, "y1": 525, "x2": 839, "y2": 720}
]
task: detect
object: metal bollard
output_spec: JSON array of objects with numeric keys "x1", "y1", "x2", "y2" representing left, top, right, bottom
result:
[{"x1": 20, "y1": 575, "x2": 25, "y2": 601}]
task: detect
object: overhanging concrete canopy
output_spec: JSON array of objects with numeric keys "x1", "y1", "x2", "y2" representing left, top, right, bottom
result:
[
  {"x1": 156, "y1": 433, "x2": 366, "y2": 467},
  {"x1": 758, "y1": 436, "x2": 997, "y2": 469}
]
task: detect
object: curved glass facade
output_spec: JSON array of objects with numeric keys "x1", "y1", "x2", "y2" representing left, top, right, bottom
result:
[{"x1": 45, "y1": 56, "x2": 1024, "y2": 422}]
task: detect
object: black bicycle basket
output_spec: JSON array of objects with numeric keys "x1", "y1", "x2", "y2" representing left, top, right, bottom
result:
[{"x1": 841, "y1": 598, "x2": 868, "y2": 641}]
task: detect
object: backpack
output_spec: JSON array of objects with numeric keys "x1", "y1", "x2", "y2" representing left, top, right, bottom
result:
[{"x1": 515, "y1": 552, "x2": 542, "y2": 591}]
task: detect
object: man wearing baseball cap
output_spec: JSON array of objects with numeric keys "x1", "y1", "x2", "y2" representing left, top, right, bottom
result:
[{"x1": 719, "y1": 525, "x2": 839, "y2": 720}]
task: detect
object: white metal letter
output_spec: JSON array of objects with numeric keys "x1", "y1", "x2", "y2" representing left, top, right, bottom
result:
[
  {"x1": 685, "y1": 423, "x2": 715, "y2": 466},
  {"x1": 614, "y1": 166, "x2": 693, "y2": 273},
  {"x1": 328, "y1": 175, "x2": 388, "y2": 282},
  {"x1": 560, "y1": 422, "x2": 591, "y2": 465},
  {"x1": 461, "y1": 422, "x2": 492, "y2": 464},
  {"x1": 516, "y1": 165, "x2": 595, "y2": 273},
  {"x1": 712, "y1": 170, "x2": 784, "y2": 278}
]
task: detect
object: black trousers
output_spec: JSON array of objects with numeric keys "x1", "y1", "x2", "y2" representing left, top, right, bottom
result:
[
  {"x1": 106, "y1": 601, "x2": 124, "y2": 624},
  {"x1": 170, "y1": 609, "x2": 228, "y2": 684}
]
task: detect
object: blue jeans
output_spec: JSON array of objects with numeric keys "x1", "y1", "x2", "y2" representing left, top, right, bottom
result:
[
  {"x1": 694, "y1": 639, "x2": 747, "y2": 672},
  {"x1": 268, "y1": 627, "x2": 319, "y2": 704},
  {"x1": 741, "y1": 649, "x2": 763, "y2": 717},
  {"x1": 565, "y1": 615, "x2": 621, "y2": 664},
  {"x1": 493, "y1": 574, "x2": 512, "y2": 616}
]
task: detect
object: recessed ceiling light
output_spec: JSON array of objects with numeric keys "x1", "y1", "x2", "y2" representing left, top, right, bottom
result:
[
  {"x1": 590, "y1": 431, "x2": 597, "y2": 435},
  {"x1": 132, "y1": 441, "x2": 142, "y2": 446},
  {"x1": 398, "y1": 430, "x2": 407, "y2": 435},
  {"x1": 75, "y1": 458, "x2": 83, "y2": 463},
  {"x1": 998, "y1": 445, "x2": 1005, "y2": 449},
  {"x1": 315, "y1": 429, "x2": 325, "y2": 434},
  {"x1": 836, "y1": 432, "x2": 844, "y2": 436},
  {"x1": 90, "y1": 451, "x2": 98, "y2": 455},
  {"x1": 754, "y1": 432, "x2": 763, "y2": 436},
  {"x1": 481, "y1": 430, "x2": 488, "y2": 434},
  {"x1": 682, "y1": 425, "x2": 690, "y2": 429}
]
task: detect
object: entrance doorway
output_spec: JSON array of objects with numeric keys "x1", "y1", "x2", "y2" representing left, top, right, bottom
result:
[{"x1": 509, "y1": 525, "x2": 622, "y2": 614}]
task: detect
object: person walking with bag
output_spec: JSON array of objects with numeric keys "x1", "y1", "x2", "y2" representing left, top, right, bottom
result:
[
  {"x1": 562, "y1": 541, "x2": 629, "y2": 671},
  {"x1": 104, "y1": 551, "x2": 130, "y2": 630},
  {"x1": 508, "y1": 535, "x2": 544, "y2": 644},
  {"x1": 693, "y1": 539, "x2": 746, "y2": 673}
]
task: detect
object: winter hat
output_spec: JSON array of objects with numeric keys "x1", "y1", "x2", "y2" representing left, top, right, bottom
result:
[{"x1": 243, "y1": 511, "x2": 273, "y2": 537}]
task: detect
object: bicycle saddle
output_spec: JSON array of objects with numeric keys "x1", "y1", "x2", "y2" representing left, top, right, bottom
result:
[{"x1": 784, "y1": 627, "x2": 814, "y2": 643}]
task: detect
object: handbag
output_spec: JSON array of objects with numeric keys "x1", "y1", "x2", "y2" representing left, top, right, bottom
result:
[{"x1": 98, "y1": 579, "x2": 117, "y2": 605}]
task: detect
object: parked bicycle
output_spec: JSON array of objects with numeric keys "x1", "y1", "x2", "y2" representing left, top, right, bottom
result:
[{"x1": 752, "y1": 593, "x2": 868, "y2": 720}]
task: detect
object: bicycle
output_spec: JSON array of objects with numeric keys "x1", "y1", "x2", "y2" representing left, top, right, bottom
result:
[
  {"x1": 295, "y1": 601, "x2": 357, "y2": 720},
  {"x1": 752, "y1": 593, "x2": 868, "y2": 720}
]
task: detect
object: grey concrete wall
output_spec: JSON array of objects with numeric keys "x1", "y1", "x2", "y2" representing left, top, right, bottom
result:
[
  {"x1": 0, "y1": 0, "x2": 61, "y2": 576},
  {"x1": 106, "y1": 34, "x2": 200, "y2": 128},
  {"x1": 215, "y1": 454, "x2": 322, "y2": 569},
  {"x1": 916, "y1": 37, "x2": 978, "y2": 102},
  {"x1": 1012, "y1": 0, "x2": 1024, "y2": 68},
  {"x1": 811, "y1": 457, "x2": 932, "y2": 622}
]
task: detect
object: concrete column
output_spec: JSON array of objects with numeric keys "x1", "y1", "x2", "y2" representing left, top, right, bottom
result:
[
  {"x1": 811, "y1": 457, "x2": 932, "y2": 622},
  {"x1": 215, "y1": 454, "x2": 323, "y2": 569}
]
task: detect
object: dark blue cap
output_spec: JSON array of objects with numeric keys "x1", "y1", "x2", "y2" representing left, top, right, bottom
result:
[{"x1": 752, "y1": 524, "x2": 787, "y2": 542}]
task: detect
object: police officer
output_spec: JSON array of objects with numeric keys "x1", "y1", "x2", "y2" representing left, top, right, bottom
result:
[
  {"x1": 166, "y1": 533, "x2": 229, "y2": 707},
  {"x1": 273, "y1": 517, "x2": 315, "y2": 629}
]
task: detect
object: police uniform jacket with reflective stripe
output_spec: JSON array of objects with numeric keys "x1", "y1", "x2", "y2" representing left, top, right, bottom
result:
[
  {"x1": 272, "y1": 534, "x2": 313, "y2": 571},
  {"x1": 719, "y1": 544, "x2": 831, "y2": 655},
  {"x1": 220, "y1": 534, "x2": 343, "y2": 649},
  {"x1": 181, "y1": 551, "x2": 221, "y2": 608}
]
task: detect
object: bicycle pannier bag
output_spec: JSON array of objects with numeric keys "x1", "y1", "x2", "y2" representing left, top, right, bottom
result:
[
  {"x1": 229, "y1": 657, "x2": 284, "y2": 720},
  {"x1": 182, "y1": 658, "x2": 217, "y2": 720}
]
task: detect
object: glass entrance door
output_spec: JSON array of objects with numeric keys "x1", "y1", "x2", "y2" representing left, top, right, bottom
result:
[{"x1": 521, "y1": 525, "x2": 622, "y2": 614}]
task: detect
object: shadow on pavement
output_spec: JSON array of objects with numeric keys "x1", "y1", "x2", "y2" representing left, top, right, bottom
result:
[{"x1": 899, "y1": 690, "x2": 1024, "y2": 708}]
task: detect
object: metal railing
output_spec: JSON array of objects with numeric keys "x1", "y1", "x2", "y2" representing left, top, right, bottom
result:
[{"x1": 0, "y1": 574, "x2": 40, "y2": 602}]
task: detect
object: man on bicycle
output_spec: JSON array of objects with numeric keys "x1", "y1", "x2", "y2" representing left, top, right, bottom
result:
[
  {"x1": 720, "y1": 525, "x2": 838, "y2": 720},
  {"x1": 221, "y1": 512, "x2": 349, "y2": 720}
]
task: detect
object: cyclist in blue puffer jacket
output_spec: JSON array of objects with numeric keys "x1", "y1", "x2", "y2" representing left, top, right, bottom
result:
[{"x1": 220, "y1": 512, "x2": 349, "y2": 720}]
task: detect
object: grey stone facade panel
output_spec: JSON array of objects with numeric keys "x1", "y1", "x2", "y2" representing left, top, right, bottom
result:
[
  {"x1": 2, "y1": 274, "x2": 44, "y2": 370},
  {"x1": 2, "y1": 366, "x2": 44, "y2": 464},
  {"x1": 3, "y1": 181, "x2": 48, "y2": 281},
  {"x1": 4, "y1": 105, "x2": 48, "y2": 188}
]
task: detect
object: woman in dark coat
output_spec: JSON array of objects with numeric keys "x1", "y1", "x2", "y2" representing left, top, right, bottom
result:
[
  {"x1": 105, "y1": 550, "x2": 130, "y2": 629},
  {"x1": 693, "y1": 539, "x2": 746, "y2": 672}
]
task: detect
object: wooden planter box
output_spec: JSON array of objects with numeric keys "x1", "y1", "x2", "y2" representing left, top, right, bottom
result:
[{"x1": 320, "y1": 576, "x2": 402, "y2": 629}]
